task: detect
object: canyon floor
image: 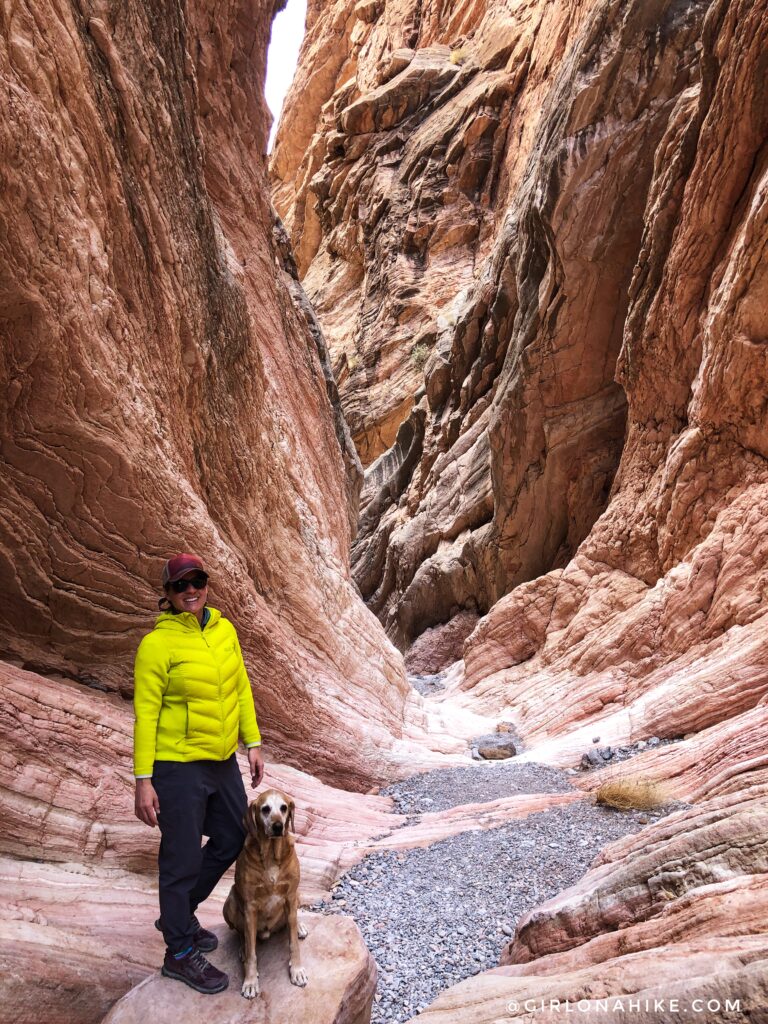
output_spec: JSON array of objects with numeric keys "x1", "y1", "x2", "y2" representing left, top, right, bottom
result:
[
  {"x1": 315, "y1": 753, "x2": 658, "y2": 1023},
  {"x1": 5, "y1": 638, "x2": 767, "y2": 1024},
  {"x1": 98, "y1": 666, "x2": 768, "y2": 1024}
]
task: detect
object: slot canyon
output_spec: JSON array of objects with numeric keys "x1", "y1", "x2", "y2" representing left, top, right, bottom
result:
[{"x1": 1, "y1": 0, "x2": 767, "y2": 1021}]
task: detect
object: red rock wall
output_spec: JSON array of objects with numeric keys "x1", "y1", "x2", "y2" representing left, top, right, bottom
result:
[
  {"x1": 457, "y1": 0, "x2": 768, "y2": 753},
  {"x1": 274, "y1": 0, "x2": 768, "y2": 760},
  {"x1": 272, "y1": 0, "x2": 698, "y2": 647},
  {"x1": 0, "y1": 0, "x2": 407, "y2": 790}
]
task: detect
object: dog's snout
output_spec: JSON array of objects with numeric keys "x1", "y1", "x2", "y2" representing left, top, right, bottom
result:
[{"x1": 272, "y1": 822, "x2": 284, "y2": 836}]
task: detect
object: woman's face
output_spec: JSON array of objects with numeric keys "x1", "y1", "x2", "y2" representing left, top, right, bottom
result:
[{"x1": 165, "y1": 571, "x2": 209, "y2": 620}]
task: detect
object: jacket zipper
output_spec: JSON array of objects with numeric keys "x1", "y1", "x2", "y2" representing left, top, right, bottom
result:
[{"x1": 199, "y1": 622, "x2": 225, "y2": 758}]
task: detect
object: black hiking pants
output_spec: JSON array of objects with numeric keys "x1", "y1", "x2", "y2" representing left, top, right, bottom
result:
[{"x1": 152, "y1": 755, "x2": 247, "y2": 954}]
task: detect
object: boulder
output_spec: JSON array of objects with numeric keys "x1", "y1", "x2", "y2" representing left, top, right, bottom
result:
[
  {"x1": 101, "y1": 916, "x2": 376, "y2": 1024},
  {"x1": 580, "y1": 750, "x2": 603, "y2": 770},
  {"x1": 474, "y1": 735, "x2": 518, "y2": 760},
  {"x1": 354, "y1": 0, "x2": 380, "y2": 24}
]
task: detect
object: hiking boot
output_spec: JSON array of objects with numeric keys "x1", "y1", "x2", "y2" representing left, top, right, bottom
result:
[
  {"x1": 155, "y1": 914, "x2": 218, "y2": 952},
  {"x1": 161, "y1": 947, "x2": 228, "y2": 994}
]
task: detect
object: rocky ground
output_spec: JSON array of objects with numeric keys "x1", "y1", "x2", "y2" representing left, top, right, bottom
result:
[
  {"x1": 577, "y1": 735, "x2": 683, "y2": 772},
  {"x1": 408, "y1": 674, "x2": 447, "y2": 698},
  {"x1": 380, "y1": 759, "x2": 572, "y2": 815},
  {"x1": 312, "y1": 760, "x2": 664, "y2": 1024}
]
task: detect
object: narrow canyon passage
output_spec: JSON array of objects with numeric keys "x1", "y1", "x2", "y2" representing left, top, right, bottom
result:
[{"x1": 2, "y1": 0, "x2": 768, "y2": 1021}]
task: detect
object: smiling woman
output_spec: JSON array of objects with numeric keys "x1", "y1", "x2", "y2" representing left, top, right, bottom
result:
[
  {"x1": 162, "y1": 562, "x2": 210, "y2": 621},
  {"x1": 265, "y1": 0, "x2": 307, "y2": 150},
  {"x1": 132, "y1": 552, "x2": 266, "y2": 995}
]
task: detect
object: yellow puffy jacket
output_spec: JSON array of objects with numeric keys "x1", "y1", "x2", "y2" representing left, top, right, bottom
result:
[{"x1": 133, "y1": 607, "x2": 261, "y2": 777}]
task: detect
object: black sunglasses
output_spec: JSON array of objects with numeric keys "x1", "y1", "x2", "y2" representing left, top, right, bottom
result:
[{"x1": 168, "y1": 572, "x2": 209, "y2": 593}]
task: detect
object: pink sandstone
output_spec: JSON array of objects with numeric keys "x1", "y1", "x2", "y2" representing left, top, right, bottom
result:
[
  {"x1": 101, "y1": 917, "x2": 376, "y2": 1024},
  {"x1": 0, "y1": 0, "x2": 408, "y2": 795}
]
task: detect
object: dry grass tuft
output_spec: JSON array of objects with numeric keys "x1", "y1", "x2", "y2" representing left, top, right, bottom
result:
[
  {"x1": 411, "y1": 341, "x2": 430, "y2": 368},
  {"x1": 594, "y1": 777, "x2": 670, "y2": 811},
  {"x1": 449, "y1": 47, "x2": 468, "y2": 65}
]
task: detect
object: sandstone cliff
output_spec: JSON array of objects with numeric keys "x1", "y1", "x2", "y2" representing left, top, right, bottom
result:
[
  {"x1": 273, "y1": 0, "x2": 768, "y2": 684},
  {"x1": 450, "y1": 0, "x2": 768, "y2": 762},
  {"x1": 274, "y1": 0, "x2": 768, "y2": 1018},
  {"x1": 4, "y1": 0, "x2": 768, "y2": 1020},
  {"x1": 0, "y1": 0, "x2": 409, "y2": 791}
]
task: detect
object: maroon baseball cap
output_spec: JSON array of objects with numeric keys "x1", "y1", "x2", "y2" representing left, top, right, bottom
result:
[{"x1": 162, "y1": 553, "x2": 207, "y2": 586}]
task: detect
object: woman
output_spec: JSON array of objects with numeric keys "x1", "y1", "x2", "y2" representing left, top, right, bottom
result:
[{"x1": 133, "y1": 552, "x2": 264, "y2": 994}]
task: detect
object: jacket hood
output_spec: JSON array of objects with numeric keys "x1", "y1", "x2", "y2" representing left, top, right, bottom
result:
[{"x1": 154, "y1": 606, "x2": 222, "y2": 630}]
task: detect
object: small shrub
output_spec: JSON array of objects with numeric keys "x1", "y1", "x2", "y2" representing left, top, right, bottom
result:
[
  {"x1": 347, "y1": 352, "x2": 360, "y2": 372},
  {"x1": 450, "y1": 47, "x2": 468, "y2": 65},
  {"x1": 594, "y1": 777, "x2": 669, "y2": 811},
  {"x1": 411, "y1": 341, "x2": 429, "y2": 369}
]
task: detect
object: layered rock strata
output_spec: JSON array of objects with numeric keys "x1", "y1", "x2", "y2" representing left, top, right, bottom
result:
[
  {"x1": 404, "y1": 609, "x2": 479, "y2": 674},
  {"x1": 405, "y1": 784, "x2": 768, "y2": 1023},
  {"x1": 573, "y1": 703, "x2": 768, "y2": 803},
  {"x1": 504, "y1": 783, "x2": 768, "y2": 964},
  {"x1": 2, "y1": 857, "x2": 163, "y2": 1024},
  {"x1": 272, "y1": 0, "x2": 684, "y2": 648},
  {"x1": 410, "y1": 942, "x2": 768, "y2": 1023},
  {"x1": 0, "y1": 0, "x2": 408, "y2": 792},
  {"x1": 274, "y1": 0, "x2": 768, "y2": 726}
]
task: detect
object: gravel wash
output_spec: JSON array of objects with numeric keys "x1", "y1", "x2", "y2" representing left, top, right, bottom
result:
[
  {"x1": 311, "y1": 763, "x2": 663, "y2": 1024},
  {"x1": 381, "y1": 760, "x2": 574, "y2": 815}
]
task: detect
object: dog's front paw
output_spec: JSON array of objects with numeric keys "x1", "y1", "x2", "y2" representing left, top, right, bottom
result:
[
  {"x1": 241, "y1": 978, "x2": 260, "y2": 999},
  {"x1": 289, "y1": 965, "x2": 308, "y2": 987},
  {"x1": 297, "y1": 921, "x2": 308, "y2": 940}
]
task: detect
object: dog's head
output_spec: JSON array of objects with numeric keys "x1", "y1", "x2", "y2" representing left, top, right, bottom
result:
[{"x1": 245, "y1": 788, "x2": 295, "y2": 840}]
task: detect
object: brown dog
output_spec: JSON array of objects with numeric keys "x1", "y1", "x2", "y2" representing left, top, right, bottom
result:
[{"x1": 223, "y1": 788, "x2": 308, "y2": 998}]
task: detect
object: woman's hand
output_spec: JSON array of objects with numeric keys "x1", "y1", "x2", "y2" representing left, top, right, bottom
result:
[
  {"x1": 135, "y1": 778, "x2": 160, "y2": 827},
  {"x1": 247, "y1": 746, "x2": 264, "y2": 789}
]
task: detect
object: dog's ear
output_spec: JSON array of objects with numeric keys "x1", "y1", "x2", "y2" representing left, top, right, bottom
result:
[
  {"x1": 243, "y1": 801, "x2": 261, "y2": 839},
  {"x1": 287, "y1": 798, "x2": 296, "y2": 834}
]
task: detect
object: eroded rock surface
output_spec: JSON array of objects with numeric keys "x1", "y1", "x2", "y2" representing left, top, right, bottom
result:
[
  {"x1": 273, "y1": 0, "x2": 703, "y2": 649},
  {"x1": 274, "y1": 0, "x2": 768, "y2": 715},
  {"x1": 404, "y1": 609, "x2": 478, "y2": 675},
  {"x1": 101, "y1": 917, "x2": 376, "y2": 1024},
  {"x1": 275, "y1": 2, "x2": 768, "y2": 1018},
  {"x1": 504, "y1": 784, "x2": 768, "y2": 964},
  {"x1": 277, "y1": 0, "x2": 768, "y2": 791},
  {"x1": 0, "y1": 0, "x2": 406, "y2": 792},
  {"x1": 1, "y1": 857, "x2": 163, "y2": 1024},
  {"x1": 573, "y1": 702, "x2": 768, "y2": 803},
  {"x1": 408, "y1": 943, "x2": 768, "y2": 1023},
  {"x1": 5, "y1": 0, "x2": 768, "y2": 1021},
  {"x1": 403, "y1": 785, "x2": 768, "y2": 1024}
]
